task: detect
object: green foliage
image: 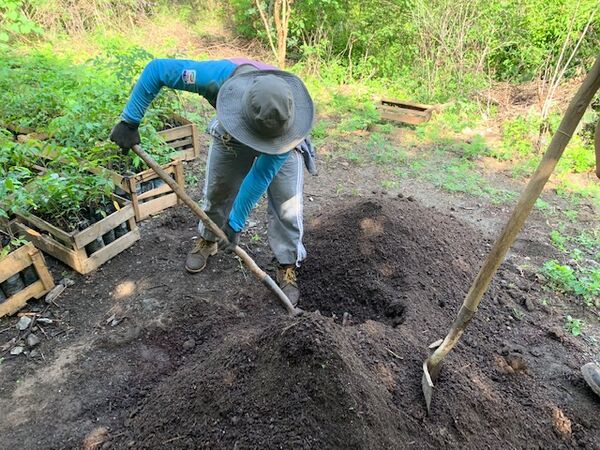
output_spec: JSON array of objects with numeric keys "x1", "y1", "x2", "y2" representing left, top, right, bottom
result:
[
  {"x1": 0, "y1": 233, "x2": 28, "y2": 258},
  {"x1": 556, "y1": 135, "x2": 597, "y2": 174},
  {"x1": 13, "y1": 162, "x2": 115, "y2": 231},
  {"x1": 228, "y1": 0, "x2": 600, "y2": 100},
  {"x1": 0, "y1": 0, "x2": 42, "y2": 46},
  {"x1": 495, "y1": 116, "x2": 540, "y2": 160},
  {"x1": 550, "y1": 228, "x2": 568, "y2": 252},
  {"x1": 564, "y1": 315, "x2": 583, "y2": 337},
  {"x1": 0, "y1": 49, "x2": 180, "y2": 171},
  {"x1": 541, "y1": 260, "x2": 600, "y2": 306},
  {"x1": 461, "y1": 135, "x2": 489, "y2": 160}
]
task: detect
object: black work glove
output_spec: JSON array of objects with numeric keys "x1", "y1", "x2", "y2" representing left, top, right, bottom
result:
[
  {"x1": 109, "y1": 121, "x2": 140, "y2": 153},
  {"x1": 217, "y1": 221, "x2": 240, "y2": 252},
  {"x1": 297, "y1": 136, "x2": 317, "y2": 176}
]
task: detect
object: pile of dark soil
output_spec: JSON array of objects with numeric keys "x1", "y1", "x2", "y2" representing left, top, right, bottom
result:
[{"x1": 112, "y1": 198, "x2": 598, "y2": 449}]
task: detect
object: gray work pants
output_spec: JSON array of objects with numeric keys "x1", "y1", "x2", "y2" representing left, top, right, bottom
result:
[{"x1": 197, "y1": 135, "x2": 306, "y2": 266}]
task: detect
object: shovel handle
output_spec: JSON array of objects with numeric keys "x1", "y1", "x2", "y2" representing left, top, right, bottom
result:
[
  {"x1": 428, "y1": 53, "x2": 600, "y2": 370},
  {"x1": 130, "y1": 145, "x2": 299, "y2": 316}
]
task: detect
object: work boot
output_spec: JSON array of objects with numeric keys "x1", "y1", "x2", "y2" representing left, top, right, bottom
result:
[
  {"x1": 582, "y1": 362, "x2": 600, "y2": 397},
  {"x1": 276, "y1": 265, "x2": 300, "y2": 307},
  {"x1": 185, "y1": 238, "x2": 217, "y2": 273}
]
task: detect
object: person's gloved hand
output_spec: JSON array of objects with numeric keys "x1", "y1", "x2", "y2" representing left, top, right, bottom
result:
[
  {"x1": 297, "y1": 137, "x2": 317, "y2": 175},
  {"x1": 109, "y1": 121, "x2": 140, "y2": 153},
  {"x1": 217, "y1": 221, "x2": 240, "y2": 252}
]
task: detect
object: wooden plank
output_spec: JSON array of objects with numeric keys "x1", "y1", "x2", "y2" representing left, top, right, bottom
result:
[
  {"x1": 81, "y1": 227, "x2": 140, "y2": 274},
  {"x1": 190, "y1": 122, "x2": 201, "y2": 160},
  {"x1": 128, "y1": 177, "x2": 141, "y2": 220},
  {"x1": 159, "y1": 124, "x2": 194, "y2": 141},
  {"x1": 28, "y1": 246, "x2": 54, "y2": 294},
  {"x1": 174, "y1": 159, "x2": 185, "y2": 204},
  {"x1": 378, "y1": 104, "x2": 429, "y2": 117},
  {"x1": 137, "y1": 182, "x2": 173, "y2": 201},
  {"x1": 380, "y1": 98, "x2": 433, "y2": 111},
  {"x1": 0, "y1": 242, "x2": 36, "y2": 283},
  {"x1": 377, "y1": 106, "x2": 432, "y2": 125},
  {"x1": 15, "y1": 212, "x2": 75, "y2": 243},
  {"x1": 0, "y1": 243, "x2": 53, "y2": 316},
  {"x1": 167, "y1": 137, "x2": 194, "y2": 149},
  {"x1": 13, "y1": 222, "x2": 84, "y2": 270},
  {"x1": 0, "y1": 281, "x2": 45, "y2": 317},
  {"x1": 73, "y1": 203, "x2": 134, "y2": 248},
  {"x1": 134, "y1": 163, "x2": 176, "y2": 184},
  {"x1": 137, "y1": 193, "x2": 178, "y2": 220}
]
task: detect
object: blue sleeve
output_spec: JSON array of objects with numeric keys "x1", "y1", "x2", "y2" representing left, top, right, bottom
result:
[
  {"x1": 228, "y1": 152, "x2": 290, "y2": 231},
  {"x1": 121, "y1": 59, "x2": 237, "y2": 124}
]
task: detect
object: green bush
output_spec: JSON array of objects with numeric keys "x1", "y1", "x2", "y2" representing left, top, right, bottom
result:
[{"x1": 542, "y1": 260, "x2": 600, "y2": 306}]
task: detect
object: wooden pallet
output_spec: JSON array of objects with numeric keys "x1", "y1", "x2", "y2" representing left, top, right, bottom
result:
[
  {"x1": 376, "y1": 98, "x2": 434, "y2": 125},
  {"x1": 158, "y1": 115, "x2": 201, "y2": 161},
  {"x1": 13, "y1": 197, "x2": 140, "y2": 275},
  {"x1": 0, "y1": 242, "x2": 55, "y2": 317},
  {"x1": 98, "y1": 159, "x2": 185, "y2": 222}
]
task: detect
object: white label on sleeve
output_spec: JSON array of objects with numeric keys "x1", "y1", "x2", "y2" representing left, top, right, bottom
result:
[{"x1": 182, "y1": 69, "x2": 196, "y2": 84}]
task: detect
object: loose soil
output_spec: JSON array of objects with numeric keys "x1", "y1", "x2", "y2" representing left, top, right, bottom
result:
[{"x1": 1, "y1": 190, "x2": 598, "y2": 449}]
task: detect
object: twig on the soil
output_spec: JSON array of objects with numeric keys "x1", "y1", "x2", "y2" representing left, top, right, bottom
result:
[
  {"x1": 51, "y1": 327, "x2": 74, "y2": 339},
  {"x1": 386, "y1": 348, "x2": 404, "y2": 360},
  {"x1": 0, "y1": 326, "x2": 13, "y2": 335},
  {"x1": 146, "y1": 284, "x2": 168, "y2": 291},
  {"x1": 161, "y1": 436, "x2": 184, "y2": 445},
  {"x1": 281, "y1": 321, "x2": 301, "y2": 336},
  {"x1": 37, "y1": 324, "x2": 49, "y2": 340}
]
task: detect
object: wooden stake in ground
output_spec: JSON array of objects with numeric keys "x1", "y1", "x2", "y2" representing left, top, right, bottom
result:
[{"x1": 422, "y1": 53, "x2": 600, "y2": 415}]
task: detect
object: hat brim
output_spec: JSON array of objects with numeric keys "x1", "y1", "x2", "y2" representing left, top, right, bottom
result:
[{"x1": 216, "y1": 70, "x2": 315, "y2": 155}]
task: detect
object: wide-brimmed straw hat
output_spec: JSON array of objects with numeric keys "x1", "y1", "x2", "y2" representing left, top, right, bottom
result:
[{"x1": 216, "y1": 69, "x2": 315, "y2": 155}]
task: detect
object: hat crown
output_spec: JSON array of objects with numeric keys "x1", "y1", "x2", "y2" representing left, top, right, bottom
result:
[{"x1": 243, "y1": 75, "x2": 295, "y2": 138}]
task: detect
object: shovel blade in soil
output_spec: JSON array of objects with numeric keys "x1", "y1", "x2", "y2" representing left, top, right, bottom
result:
[{"x1": 422, "y1": 360, "x2": 435, "y2": 415}]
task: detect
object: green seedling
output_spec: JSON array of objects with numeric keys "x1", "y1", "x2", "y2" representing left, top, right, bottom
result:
[
  {"x1": 511, "y1": 308, "x2": 524, "y2": 321},
  {"x1": 186, "y1": 174, "x2": 199, "y2": 185},
  {"x1": 565, "y1": 315, "x2": 583, "y2": 337}
]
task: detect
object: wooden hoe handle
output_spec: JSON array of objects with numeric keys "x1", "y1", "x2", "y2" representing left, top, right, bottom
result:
[{"x1": 131, "y1": 145, "x2": 299, "y2": 316}]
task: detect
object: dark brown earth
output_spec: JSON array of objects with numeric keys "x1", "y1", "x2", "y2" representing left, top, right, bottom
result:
[
  {"x1": 0, "y1": 166, "x2": 599, "y2": 449},
  {"x1": 108, "y1": 199, "x2": 599, "y2": 449}
]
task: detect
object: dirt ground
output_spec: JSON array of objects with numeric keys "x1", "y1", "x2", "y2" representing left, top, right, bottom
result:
[{"x1": 1, "y1": 147, "x2": 599, "y2": 449}]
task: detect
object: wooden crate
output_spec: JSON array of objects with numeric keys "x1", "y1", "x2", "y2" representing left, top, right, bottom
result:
[
  {"x1": 99, "y1": 159, "x2": 185, "y2": 222},
  {"x1": 0, "y1": 242, "x2": 55, "y2": 317},
  {"x1": 158, "y1": 115, "x2": 201, "y2": 161},
  {"x1": 12, "y1": 197, "x2": 140, "y2": 275},
  {"x1": 376, "y1": 98, "x2": 434, "y2": 125}
]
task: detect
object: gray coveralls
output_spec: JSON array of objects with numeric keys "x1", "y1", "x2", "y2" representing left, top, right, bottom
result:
[{"x1": 197, "y1": 119, "x2": 306, "y2": 266}]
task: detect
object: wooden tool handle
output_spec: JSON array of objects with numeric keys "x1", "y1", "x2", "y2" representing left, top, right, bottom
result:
[
  {"x1": 429, "y1": 53, "x2": 600, "y2": 367},
  {"x1": 131, "y1": 145, "x2": 299, "y2": 315}
]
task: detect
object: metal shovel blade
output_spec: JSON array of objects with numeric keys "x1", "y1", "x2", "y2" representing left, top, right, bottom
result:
[
  {"x1": 422, "y1": 338, "x2": 443, "y2": 415},
  {"x1": 422, "y1": 360, "x2": 435, "y2": 416}
]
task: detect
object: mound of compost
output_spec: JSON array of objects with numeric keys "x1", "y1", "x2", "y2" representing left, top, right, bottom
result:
[{"x1": 113, "y1": 198, "x2": 599, "y2": 449}]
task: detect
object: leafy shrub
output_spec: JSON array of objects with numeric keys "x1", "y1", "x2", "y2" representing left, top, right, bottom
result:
[{"x1": 541, "y1": 260, "x2": 600, "y2": 306}]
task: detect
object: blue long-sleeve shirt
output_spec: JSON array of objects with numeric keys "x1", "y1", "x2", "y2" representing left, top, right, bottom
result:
[{"x1": 122, "y1": 58, "x2": 287, "y2": 232}]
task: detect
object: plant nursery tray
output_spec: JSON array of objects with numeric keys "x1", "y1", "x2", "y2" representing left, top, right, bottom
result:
[
  {"x1": 96, "y1": 159, "x2": 185, "y2": 222},
  {"x1": 0, "y1": 242, "x2": 55, "y2": 317},
  {"x1": 13, "y1": 196, "x2": 139, "y2": 275},
  {"x1": 376, "y1": 98, "x2": 434, "y2": 125},
  {"x1": 158, "y1": 115, "x2": 201, "y2": 161}
]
